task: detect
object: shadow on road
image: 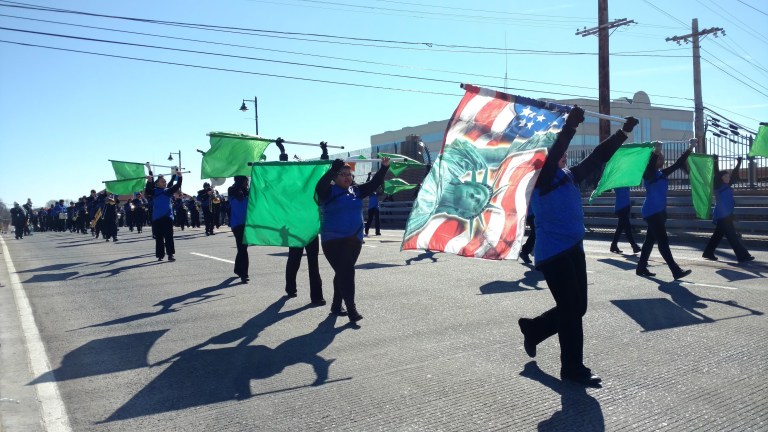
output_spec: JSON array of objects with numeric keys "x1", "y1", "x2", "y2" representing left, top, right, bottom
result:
[{"x1": 479, "y1": 268, "x2": 545, "y2": 294}]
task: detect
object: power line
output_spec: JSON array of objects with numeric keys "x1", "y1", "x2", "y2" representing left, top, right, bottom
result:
[
  {"x1": 700, "y1": 47, "x2": 768, "y2": 93},
  {"x1": 702, "y1": 57, "x2": 768, "y2": 98},
  {"x1": 736, "y1": 0, "x2": 768, "y2": 16}
]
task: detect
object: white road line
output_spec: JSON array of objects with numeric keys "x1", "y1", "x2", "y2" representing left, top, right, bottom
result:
[
  {"x1": 190, "y1": 252, "x2": 235, "y2": 264},
  {"x1": 680, "y1": 281, "x2": 738, "y2": 290},
  {"x1": 0, "y1": 236, "x2": 72, "y2": 432}
]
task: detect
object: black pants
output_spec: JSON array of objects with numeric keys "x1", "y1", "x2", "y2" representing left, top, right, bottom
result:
[
  {"x1": 152, "y1": 216, "x2": 175, "y2": 259},
  {"x1": 321, "y1": 236, "x2": 362, "y2": 310},
  {"x1": 520, "y1": 215, "x2": 536, "y2": 256},
  {"x1": 14, "y1": 223, "x2": 24, "y2": 239},
  {"x1": 202, "y1": 208, "x2": 214, "y2": 234},
  {"x1": 232, "y1": 225, "x2": 249, "y2": 278},
  {"x1": 365, "y1": 208, "x2": 380, "y2": 235},
  {"x1": 638, "y1": 211, "x2": 681, "y2": 273},
  {"x1": 612, "y1": 207, "x2": 638, "y2": 248},
  {"x1": 526, "y1": 246, "x2": 588, "y2": 372},
  {"x1": 286, "y1": 237, "x2": 323, "y2": 302},
  {"x1": 703, "y1": 215, "x2": 750, "y2": 260}
]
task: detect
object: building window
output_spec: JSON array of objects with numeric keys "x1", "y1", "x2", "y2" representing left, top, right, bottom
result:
[{"x1": 661, "y1": 120, "x2": 692, "y2": 131}]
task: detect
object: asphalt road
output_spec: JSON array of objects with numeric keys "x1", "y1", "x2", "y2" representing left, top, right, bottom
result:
[{"x1": 1, "y1": 227, "x2": 766, "y2": 431}]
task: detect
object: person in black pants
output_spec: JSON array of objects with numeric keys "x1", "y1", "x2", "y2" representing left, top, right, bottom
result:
[
  {"x1": 702, "y1": 156, "x2": 754, "y2": 263},
  {"x1": 145, "y1": 172, "x2": 182, "y2": 261},
  {"x1": 518, "y1": 209, "x2": 535, "y2": 264},
  {"x1": 364, "y1": 188, "x2": 382, "y2": 236},
  {"x1": 228, "y1": 175, "x2": 250, "y2": 283},
  {"x1": 197, "y1": 183, "x2": 215, "y2": 235},
  {"x1": 636, "y1": 140, "x2": 695, "y2": 279},
  {"x1": 316, "y1": 157, "x2": 390, "y2": 322},
  {"x1": 518, "y1": 106, "x2": 638, "y2": 387},
  {"x1": 10, "y1": 202, "x2": 26, "y2": 239},
  {"x1": 610, "y1": 187, "x2": 641, "y2": 254},
  {"x1": 285, "y1": 236, "x2": 324, "y2": 304}
]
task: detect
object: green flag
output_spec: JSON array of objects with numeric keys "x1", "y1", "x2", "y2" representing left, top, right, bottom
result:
[
  {"x1": 105, "y1": 178, "x2": 145, "y2": 195},
  {"x1": 748, "y1": 125, "x2": 768, "y2": 157},
  {"x1": 201, "y1": 132, "x2": 271, "y2": 179},
  {"x1": 687, "y1": 154, "x2": 714, "y2": 220},
  {"x1": 377, "y1": 152, "x2": 424, "y2": 177},
  {"x1": 589, "y1": 143, "x2": 654, "y2": 204},
  {"x1": 110, "y1": 160, "x2": 146, "y2": 180},
  {"x1": 383, "y1": 178, "x2": 418, "y2": 195},
  {"x1": 243, "y1": 161, "x2": 331, "y2": 247}
]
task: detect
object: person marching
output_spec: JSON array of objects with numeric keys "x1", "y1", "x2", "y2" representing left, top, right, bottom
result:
[
  {"x1": 132, "y1": 192, "x2": 147, "y2": 234},
  {"x1": 187, "y1": 196, "x2": 201, "y2": 228},
  {"x1": 364, "y1": 187, "x2": 382, "y2": 236},
  {"x1": 22, "y1": 199, "x2": 33, "y2": 236},
  {"x1": 702, "y1": 156, "x2": 755, "y2": 263},
  {"x1": 228, "y1": 175, "x2": 251, "y2": 284},
  {"x1": 197, "y1": 182, "x2": 215, "y2": 236},
  {"x1": 518, "y1": 107, "x2": 638, "y2": 387},
  {"x1": 173, "y1": 193, "x2": 189, "y2": 230},
  {"x1": 102, "y1": 195, "x2": 120, "y2": 241},
  {"x1": 518, "y1": 208, "x2": 535, "y2": 264},
  {"x1": 609, "y1": 187, "x2": 641, "y2": 254},
  {"x1": 76, "y1": 196, "x2": 88, "y2": 234},
  {"x1": 10, "y1": 202, "x2": 26, "y2": 239},
  {"x1": 315, "y1": 157, "x2": 390, "y2": 323},
  {"x1": 635, "y1": 140, "x2": 695, "y2": 279},
  {"x1": 145, "y1": 169, "x2": 182, "y2": 261}
]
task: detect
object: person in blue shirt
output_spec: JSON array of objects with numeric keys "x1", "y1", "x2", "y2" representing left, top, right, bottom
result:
[
  {"x1": 636, "y1": 140, "x2": 695, "y2": 279},
  {"x1": 702, "y1": 156, "x2": 754, "y2": 263},
  {"x1": 518, "y1": 106, "x2": 638, "y2": 387},
  {"x1": 364, "y1": 187, "x2": 382, "y2": 236},
  {"x1": 145, "y1": 172, "x2": 182, "y2": 261},
  {"x1": 228, "y1": 175, "x2": 251, "y2": 283},
  {"x1": 610, "y1": 187, "x2": 641, "y2": 254},
  {"x1": 316, "y1": 157, "x2": 390, "y2": 322}
]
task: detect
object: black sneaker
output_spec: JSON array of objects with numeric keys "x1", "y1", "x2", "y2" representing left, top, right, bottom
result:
[
  {"x1": 168, "y1": 255, "x2": 175, "y2": 262},
  {"x1": 636, "y1": 267, "x2": 656, "y2": 277},
  {"x1": 672, "y1": 268, "x2": 691, "y2": 280},
  {"x1": 610, "y1": 244, "x2": 622, "y2": 254},
  {"x1": 330, "y1": 305, "x2": 348, "y2": 316},
  {"x1": 518, "y1": 318, "x2": 536, "y2": 358},
  {"x1": 561, "y1": 367, "x2": 602, "y2": 387},
  {"x1": 519, "y1": 252, "x2": 531, "y2": 264},
  {"x1": 738, "y1": 255, "x2": 755, "y2": 263},
  {"x1": 702, "y1": 253, "x2": 718, "y2": 261}
]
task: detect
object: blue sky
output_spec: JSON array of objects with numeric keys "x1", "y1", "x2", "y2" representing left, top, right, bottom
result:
[{"x1": 1, "y1": 0, "x2": 766, "y2": 206}]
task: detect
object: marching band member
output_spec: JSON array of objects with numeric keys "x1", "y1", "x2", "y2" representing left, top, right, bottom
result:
[{"x1": 145, "y1": 171, "x2": 182, "y2": 261}]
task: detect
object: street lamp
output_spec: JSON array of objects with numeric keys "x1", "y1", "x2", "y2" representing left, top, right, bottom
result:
[
  {"x1": 239, "y1": 96, "x2": 259, "y2": 135},
  {"x1": 167, "y1": 150, "x2": 181, "y2": 172}
]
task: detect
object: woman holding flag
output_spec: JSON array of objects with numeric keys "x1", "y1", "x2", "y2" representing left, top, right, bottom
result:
[
  {"x1": 518, "y1": 106, "x2": 638, "y2": 387},
  {"x1": 316, "y1": 157, "x2": 390, "y2": 323},
  {"x1": 145, "y1": 170, "x2": 182, "y2": 261}
]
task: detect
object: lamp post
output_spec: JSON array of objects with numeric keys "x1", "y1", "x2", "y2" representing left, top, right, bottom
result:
[
  {"x1": 239, "y1": 97, "x2": 258, "y2": 135},
  {"x1": 167, "y1": 150, "x2": 181, "y2": 172}
]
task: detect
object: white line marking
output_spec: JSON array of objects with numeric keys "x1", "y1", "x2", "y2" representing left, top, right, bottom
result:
[
  {"x1": 190, "y1": 252, "x2": 235, "y2": 264},
  {"x1": 361, "y1": 243, "x2": 377, "y2": 248},
  {"x1": 680, "y1": 281, "x2": 737, "y2": 290},
  {"x1": 0, "y1": 236, "x2": 72, "y2": 432}
]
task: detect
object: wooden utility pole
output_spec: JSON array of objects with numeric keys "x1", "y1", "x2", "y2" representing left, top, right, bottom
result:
[
  {"x1": 666, "y1": 19, "x2": 724, "y2": 153},
  {"x1": 576, "y1": 3, "x2": 634, "y2": 142}
]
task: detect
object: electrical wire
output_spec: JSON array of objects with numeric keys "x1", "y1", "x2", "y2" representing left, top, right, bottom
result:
[
  {"x1": 701, "y1": 47, "x2": 768, "y2": 93},
  {"x1": 736, "y1": 0, "x2": 768, "y2": 17},
  {"x1": 701, "y1": 57, "x2": 768, "y2": 98}
]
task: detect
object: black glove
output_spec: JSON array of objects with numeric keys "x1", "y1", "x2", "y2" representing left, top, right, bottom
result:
[
  {"x1": 279, "y1": 153, "x2": 289, "y2": 162},
  {"x1": 565, "y1": 106, "x2": 585, "y2": 128},
  {"x1": 622, "y1": 117, "x2": 639, "y2": 133},
  {"x1": 331, "y1": 158, "x2": 345, "y2": 171}
]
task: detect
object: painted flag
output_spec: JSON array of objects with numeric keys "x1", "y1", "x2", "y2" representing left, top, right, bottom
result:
[
  {"x1": 687, "y1": 154, "x2": 714, "y2": 220},
  {"x1": 401, "y1": 84, "x2": 570, "y2": 260},
  {"x1": 201, "y1": 132, "x2": 271, "y2": 179},
  {"x1": 383, "y1": 178, "x2": 419, "y2": 195},
  {"x1": 106, "y1": 161, "x2": 146, "y2": 195},
  {"x1": 589, "y1": 143, "x2": 654, "y2": 204},
  {"x1": 243, "y1": 161, "x2": 331, "y2": 247},
  {"x1": 748, "y1": 125, "x2": 768, "y2": 157},
  {"x1": 377, "y1": 152, "x2": 425, "y2": 177}
]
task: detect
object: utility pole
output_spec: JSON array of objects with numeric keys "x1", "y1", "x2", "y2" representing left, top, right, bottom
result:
[
  {"x1": 576, "y1": 4, "x2": 634, "y2": 142},
  {"x1": 666, "y1": 19, "x2": 724, "y2": 153}
]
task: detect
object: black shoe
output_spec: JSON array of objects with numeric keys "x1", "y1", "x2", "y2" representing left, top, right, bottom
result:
[
  {"x1": 636, "y1": 267, "x2": 656, "y2": 277},
  {"x1": 702, "y1": 253, "x2": 718, "y2": 261},
  {"x1": 286, "y1": 292, "x2": 298, "y2": 298},
  {"x1": 168, "y1": 255, "x2": 175, "y2": 262},
  {"x1": 330, "y1": 305, "x2": 348, "y2": 316},
  {"x1": 519, "y1": 252, "x2": 531, "y2": 264},
  {"x1": 610, "y1": 244, "x2": 622, "y2": 254},
  {"x1": 632, "y1": 245, "x2": 642, "y2": 254},
  {"x1": 518, "y1": 318, "x2": 536, "y2": 358},
  {"x1": 561, "y1": 368, "x2": 602, "y2": 387},
  {"x1": 672, "y1": 268, "x2": 691, "y2": 280},
  {"x1": 240, "y1": 276, "x2": 249, "y2": 284},
  {"x1": 738, "y1": 255, "x2": 755, "y2": 263},
  {"x1": 158, "y1": 257, "x2": 164, "y2": 261},
  {"x1": 348, "y1": 310, "x2": 363, "y2": 323},
  {"x1": 375, "y1": 232, "x2": 381, "y2": 236},
  {"x1": 311, "y1": 299, "x2": 327, "y2": 306}
]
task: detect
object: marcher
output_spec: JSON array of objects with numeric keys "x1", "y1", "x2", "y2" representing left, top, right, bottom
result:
[
  {"x1": 636, "y1": 140, "x2": 695, "y2": 279},
  {"x1": 609, "y1": 187, "x2": 641, "y2": 254},
  {"x1": 286, "y1": 236, "x2": 324, "y2": 304},
  {"x1": 228, "y1": 176, "x2": 250, "y2": 283},
  {"x1": 10, "y1": 202, "x2": 26, "y2": 239},
  {"x1": 102, "y1": 195, "x2": 120, "y2": 241},
  {"x1": 145, "y1": 172, "x2": 182, "y2": 261},
  {"x1": 132, "y1": 193, "x2": 147, "y2": 234},
  {"x1": 518, "y1": 107, "x2": 638, "y2": 387},
  {"x1": 702, "y1": 156, "x2": 754, "y2": 263},
  {"x1": 197, "y1": 182, "x2": 215, "y2": 235},
  {"x1": 316, "y1": 157, "x2": 390, "y2": 322},
  {"x1": 22, "y1": 199, "x2": 33, "y2": 236},
  {"x1": 518, "y1": 209, "x2": 535, "y2": 264},
  {"x1": 364, "y1": 188, "x2": 382, "y2": 236}
]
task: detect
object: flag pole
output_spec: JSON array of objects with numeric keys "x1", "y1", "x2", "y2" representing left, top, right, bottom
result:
[
  {"x1": 205, "y1": 133, "x2": 345, "y2": 149},
  {"x1": 107, "y1": 159, "x2": 177, "y2": 169},
  {"x1": 583, "y1": 110, "x2": 627, "y2": 123},
  {"x1": 101, "y1": 171, "x2": 191, "y2": 183}
]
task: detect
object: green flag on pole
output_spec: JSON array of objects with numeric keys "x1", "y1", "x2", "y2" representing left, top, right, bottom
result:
[
  {"x1": 111, "y1": 160, "x2": 146, "y2": 179},
  {"x1": 383, "y1": 178, "x2": 418, "y2": 195},
  {"x1": 377, "y1": 152, "x2": 424, "y2": 177},
  {"x1": 202, "y1": 132, "x2": 271, "y2": 179},
  {"x1": 243, "y1": 161, "x2": 331, "y2": 247},
  {"x1": 106, "y1": 161, "x2": 146, "y2": 195},
  {"x1": 105, "y1": 178, "x2": 146, "y2": 195},
  {"x1": 687, "y1": 153, "x2": 714, "y2": 220},
  {"x1": 748, "y1": 125, "x2": 768, "y2": 157},
  {"x1": 589, "y1": 143, "x2": 654, "y2": 204}
]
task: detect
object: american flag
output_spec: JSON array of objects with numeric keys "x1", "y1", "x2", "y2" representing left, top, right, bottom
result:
[{"x1": 401, "y1": 84, "x2": 570, "y2": 260}]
